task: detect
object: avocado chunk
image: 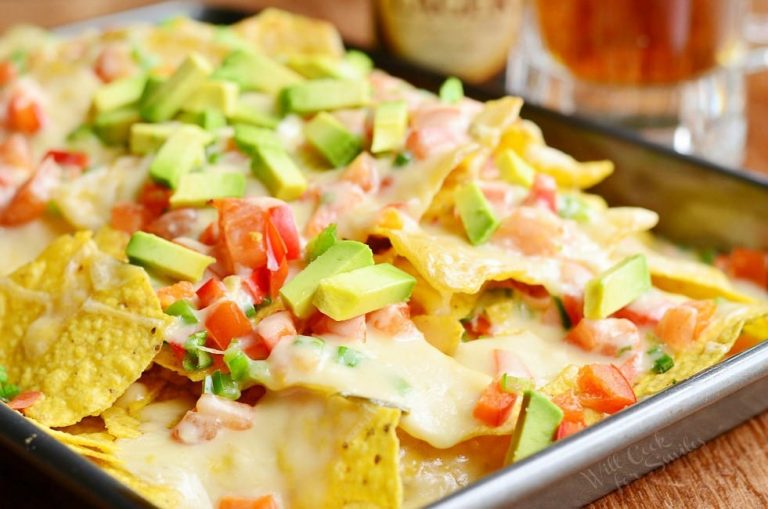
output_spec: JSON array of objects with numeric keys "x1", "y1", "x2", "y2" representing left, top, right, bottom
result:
[
  {"x1": 126, "y1": 231, "x2": 216, "y2": 282},
  {"x1": 280, "y1": 240, "x2": 374, "y2": 319},
  {"x1": 93, "y1": 107, "x2": 141, "y2": 145},
  {"x1": 181, "y1": 80, "x2": 239, "y2": 116},
  {"x1": 439, "y1": 76, "x2": 464, "y2": 104},
  {"x1": 228, "y1": 99, "x2": 280, "y2": 129},
  {"x1": 178, "y1": 109, "x2": 228, "y2": 131},
  {"x1": 281, "y1": 79, "x2": 370, "y2": 114},
  {"x1": 455, "y1": 182, "x2": 500, "y2": 245},
  {"x1": 234, "y1": 124, "x2": 282, "y2": 154},
  {"x1": 505, "y1": 390, "x2": 564, "y2": 464},
  {"x1": 251, "y1": 145, "x2": 307, "y2": 201},
  {"x1": 169, "y1": 171, "x2": 246, "y2": 207},
  {"x1": 304, "y1": 112, "x2": 362, "y2": 167},
  {"x1": 495, "y1": 149, "x2": 535, "y2": 188},
  {"x1": 313, "y1": 263, "x2": 416, "y2": 321},
  {"x1": 583, "y1": 254, "x2": 651, "y2": 319},
  {"x1": 286, "y1": 50, "x2": 372, "y2": 80},
  {"x1": 141, "y1": 53, "x2": 212, "y2": 122},
  {"x1": 305, "y1": 224, "x2": 337, "y2": 262},
  {"x1": 94, "y1": 74, "x2": 147, "y2": 113},
  {"x1": 141, "y1": 74, "x2": 165, "y2": 102},
  {"x1": 213, "y1": 50, "x2": 303, "y2": 94},
  {"x1": 130, "y1": 123, "x2": 177, "y2": 155},
  {"x1": 371, "y1": 100, "x2": 408, "y2": 154},
  {"x1": 149, "y1": 126, "x2": 209, "y2": 189}
]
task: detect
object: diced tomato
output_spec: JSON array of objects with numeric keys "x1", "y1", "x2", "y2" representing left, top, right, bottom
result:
[
  {"x1": 205, "y1": 301, "x2": 253, "y2": 350},
  {"x1": 243, "y1": 269, "x2": 269, "y2": 305},
  {"x1": 577, "y1": 364, "x2": 636, "y2": 414},
  {"x1": 213, "y1": 198, "x2": 268, "y2": 274},
  {"x1": 493, "y1": 349, "x2": 532, "y2": 379},
  {"x1": 0, "y1": 134, "x2": 32, "y2": 169},
  {"x1": 138, "y1": 181, "x2": 172, "y2": 217},
  {"x1": 110, "y1": 202, "x2": 149, "y2": 234},
  {"x1": 618, "y1": 352, "x2": 643, "y2": 384},
  {"x1": 523, "y1": 173, "x2": 557, "y2": 213},
  {"x1": 493, "y1": 206, "x2": 564, "y2": 256},
  {"x1": 45, "y1": 150, "x2": 88, "y2": 169},
  {"x1": 93, "y1": 45, "x2": 135, "y2": 83},
  {"x1": 551, "y1": 392, "x2": 584, "y2": 423},
  {"x1": 305, "y1": 181, "x2": 365, "y2": 238},
  {"x1": 718, "y1": 248, "x2": 768, "y2": 288},
  {"x1": 406, "y1": 106, "x2": 466, "y2": 159},
  {"x1": 171, "y1": 410, "x2": 222, "y2": 444},
  {"x1": 687, "y1": 299, "x2": 717, "y2": 336},
  {"x1": 561, "y1": 293, "x2": 584, "y2": 327},
  {"x1": 0, "y1": 60, "x2": 17, "y2": 86},
  {"x1": 555, "y1": 418, "x2": 585, "y2": 441},
  {"x1": 311, "y1": 313, "x2": 366, "y2": 341},
  {"x1": 197, "y1": 278, "x2": 226, "y2": 309},
  {"x1": 1, "y1": 157, "x2": 58, "y2": 226},
  {"x1": 268, "y1": 258, "x2": 289, "y2": 298},
  {"x1": 268, "y1": 205, "x2": 300, "y2": 260},
  {"x1": 565, "y1": 318, "x2": 640, "y2": 356},
  {"x1": 472, "y1": 378, "x2": 517, "y2": 427},
  {"x1": 145, "y1": 208, "x2": 198, "y2": 240},
  {"x1": 264, "y1": 216, "x2": 287, "y2": 271},
  {"x1": 196, "y1": 394, "x2": 255, "y2": 430},
  {"x1": 157, "y1": 281, "x2": 196, "y2": 310},
  {"x1": 6, "y1": 93, "x2": 44, "y2": 134},
  {"x1": 462, "y1": 312, "x2": 493, "y2": 339},
  {"x1": 612, "y1": 307, "x2": 659, "y2": 327},
  {"x1": 255, "y1": 311, "x2": 297, "y2": 350},
  {"x1": 218, "y1": 495, "x2": 279, "y2": 509},
  {"x1": 167, "y1": 341, "x2": 187, "y2": 361},
  {"x1": 7, "y1": 391, "x2": 42, "y2": 411},
  {"x1": 200, "y1": 221, "x2": 219, "y2": 245}
]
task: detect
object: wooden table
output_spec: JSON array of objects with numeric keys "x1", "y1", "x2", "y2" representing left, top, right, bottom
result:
[{"x1": 2, "y1": 1, "x2": 768, "y2": 508}]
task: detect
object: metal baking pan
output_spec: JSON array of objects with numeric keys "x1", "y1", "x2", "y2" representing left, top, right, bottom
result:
[{"x1": 2, "y1": 3, "x2": 767, "y2": 508}]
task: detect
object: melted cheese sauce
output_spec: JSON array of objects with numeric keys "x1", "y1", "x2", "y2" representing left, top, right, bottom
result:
[{"x1": 0, "y1": 217, "x2": 71, "y2": 275}]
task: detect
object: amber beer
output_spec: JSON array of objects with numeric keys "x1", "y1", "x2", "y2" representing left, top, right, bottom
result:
[{"x1": 534, "y1": 0, "x2": 744, "y2": 85}]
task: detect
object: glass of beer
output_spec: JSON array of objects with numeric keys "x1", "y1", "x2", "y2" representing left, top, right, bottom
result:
[{"x1": 507, "y1": 0, "x2": 752, "y2": 165}]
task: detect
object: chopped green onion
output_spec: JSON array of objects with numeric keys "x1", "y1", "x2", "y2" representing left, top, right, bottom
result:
[
  {"x1": 393, "y1": 151, "x2": 413, "y2": 168},
  {"x1": 305, "y1": 224, "x2": 338, "y2": 262},
  {"x1": 165, "y1": 299, "x2": 198, "y2": 324},
  {"x1": 616, "y1": 345, "x2": 633, "y2": 358},
  {"x1": 204, "y1": 371, "x2": 241, "y2": 400},
  {"x1": 698, "y1": 248, "x2": 717, "y2": 265},
  {"x1": 652, "y1": 354, "x2": 675, "y2": 374},
  {"x1": 0, "y1": 366, "x2": 7, "y2": 384},
  {"x1": 182, "y1": 331, "x2": 212, "y2": 371},
  {"x1": 552, "y1": 296, "x2": 572, "y2": 330},
  {"x1": 336, "y1": 345, "x2": 363, "y2": 367},
  {"x1": 293, "y1": 335, "x2": 325, "y2": 350},
  {"x1": 224, "y1": 348, "x2": 268, "y2": 385},
  {"x1": 646, "y1": 344, "x2": 663, "y2": 356},
  {"x1": 439, "y1": 77, "x2": 463, "y2": 104},
  {"x1": 0, "y1": 383, "x2": 20, "y2": 403},
  {"x1": 499, "y1": 373, "x2": 534, "y2": 394},
  {"x1": 244, "y1": 305, "x2": 257, "y2": 318},
  {"x1": 557, "y1": 194, "x2": 591, "y2": 222}
]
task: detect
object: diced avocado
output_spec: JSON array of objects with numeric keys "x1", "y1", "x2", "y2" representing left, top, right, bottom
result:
[
  {"x1": 234, "y1": 124, "x2": 282, "y2": 154},
  {"x1": 314, "y1": 263, "x2": 416, "y2": 321},
  {"x1": 213, "y1": 50, "x2": 303, "y2": 94},
  {"x1": 197, "y1": 109, "x2": 227, "y2": 131},
  {"x1": 149, "y1": 126, "x2": 208, "y2": 189},
  {"x1": 286, "y1": 50, "x2": 372, "y2": 80},
  {"x1": 93, "y1": 107, "x2": 141, "y2": 145},
  {"x1": 228, "y1": 100, "x2": 280, "y2": 129},
  {"x1": 305, "y1": 224, "x2": 337, "y2": 262},
  {"x1": 505, "y1": 390, "x2": 564, "y2": 463},
  {"x1": 583, "y1": 254, "x2": 651, "y2": 319},
  {"x1": 141, "y1": 53, "x2": 212, "y2": 122},
  {"x1": 93, "y1": 74, "x2": 147, "y2": 113},
  {"x1": 141, "y1": 74, "x2": 165, "y2": 102},
  {"x1": 455, "y1": 182, "x2": 500, "y2": 245},
  {"x1": 280, "y1": 240, "x2": 374, "y2": 319},
  {"x1": 126, "y1": 231, "x2": 215, "y2": 282},
  {"x1": 371, "y1": 100, "x2": 408, "y2": 154},
  {"x1": 439, "y1": 76, "x2": 464, "y2": 104},
  {"x1": 495, "y1": 149, "x2": 535, "y2": 188},
  {"x1": 251, "y1": 145, "x2": 307, "y2": 201},
  {"x1": 130, "y1": 123, "x2": 177, "y2": 154},
  {"x1": 169, "y1": 171, "x2": 246, "y2": 207},
  {"x1": 181, "y1": 80, "x2": 239, "y2": 116},
  {"x1": 304, "y1": 112, "x2": 362, "y2": 167},
  {"x1": 281, "y1": 79, "x2": 370, "y2": 114}
]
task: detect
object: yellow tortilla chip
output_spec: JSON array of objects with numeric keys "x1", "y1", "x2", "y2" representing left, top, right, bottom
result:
[
  {"x1": 470, "y1": 96, "x2": 524, "y2": 147},
  {"x1": 384, "y1": 226, "x2": 562, "y2": 295},
  {"x1": 323, "y1": 397, "x2": 402, "y2": 509},
  {"x1": 523, "y1": 144, "x2": 614, "y2": 189},
  {"x1": 635, "y1": 302, "x2": 768, "y2": 397},
  {"x1": 103, "y1": 464, "x2": 181, "y2": 509},
  {"x1": 234, "y1": 8, "x2": 344, "y2": 58},
  {"x1": 0, "y1": 232, "x2": 169, "y2": 426},
  {"x1": 102, "y1": 406, "x2": 142, "y2": 439},
  {"x1": 412, "y1": 315, "x2": 465, "y2": 356}
]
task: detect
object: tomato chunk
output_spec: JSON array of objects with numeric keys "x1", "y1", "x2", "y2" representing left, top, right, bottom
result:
[
  {"x1": 157, "y1": 281, "x2": 196, "y2": 310},
  {"x1": 218, "y1": 495, "x2": 279, "y2": 509},
  {"x1": 523, "y1": 173, "x2": 557, "y2": 213},
  {"x1": 205, "y1": 301, "x2": 253, "y2": 350},
  {"x1": 7, "y1": 391, "x2": 42, "y2": 411},
  {"x1": 196, "y1": 278, "x2": 226, "y2": 309},
  {"x1": 472, "y1": 378, "x2": 517, "y2": 427},
  {"x1": 268, "y1": 205, "x2": 300, "y2": 260},
  {"x1": 213, "y1": 198, "x2": 268, "y2": 274},
  {"x1": 6, "y1": 94, "x2": 44, "y2": 134},
  {"x1": 110, "y1": 202, "x2": 149, "y2": 234},
  {"x1": 1, "y1": 157, "x2": 58, "y2": 226},
  {"x1": 565, "y1": 318, "x2": 640, "y2": 356},
  {"x1": 45, "y1": 150, "x2": 88, "y2": 169},
  {"x1": 555, "y1": 417, "x2": 585, "y2": 441},
  {"x1": 719, "y1": 248, "x2": 768, "y2": 288},
  {"x1": 655, "y1": 305, "x2": 697, "y2": 353},
  {"x1": 577, "y1": 364, "x2": 636, "y2": 414}
]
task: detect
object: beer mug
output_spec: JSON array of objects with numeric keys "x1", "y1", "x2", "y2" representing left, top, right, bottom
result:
[{"x1": 507, "y1": 0, "x2": 763, "y2": 166}]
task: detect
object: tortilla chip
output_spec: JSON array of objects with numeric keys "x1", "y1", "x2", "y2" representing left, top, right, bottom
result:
[
  {"x1": 323, "y1": 397, "x2": 402, "y2": 509},
  {"x1": 103, "y1": 464, "x2": 181, "y2": 509},
  {"x1": 635, "y1": 302, "x2": 768, "y2": 397},
  {"x1": 0, "y1": 232, "x2": 169, "y2": 426},
  {"x1": 384, "y1": 226, "x2": 562, "y2": 295},
  {"x1": 93, "y1": 227, "x2": 130, "y2": 262},
  {"x1": 153, "y1": 344, "x2": 211, "y2": 382},
  {"x1": 412, "y1": 315, "x2": 464, "y2": 356},
  {"x1": 647, "y1": 251, "x2": 751, "y2": 303},
  {"x1": 469, "y1": 96, "x2": 524, "y2": 147},
  {"x1": 523, "y1": 144, "x2": 614, "y2": 189},
  {"x1": 102, "y1": 406, "x2": 142, "y2": 439}
]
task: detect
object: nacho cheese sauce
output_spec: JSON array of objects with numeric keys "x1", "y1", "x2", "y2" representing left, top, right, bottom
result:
[{"x1": 3, "y1": 9, "x2": 767, "y2": 509}]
